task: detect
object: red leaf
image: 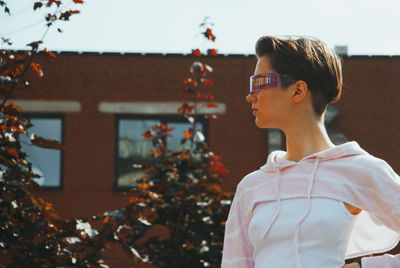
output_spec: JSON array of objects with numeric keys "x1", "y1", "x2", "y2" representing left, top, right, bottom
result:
[
  {"x1": 7, "y1": 101, "x2": 22, "y2": 112},
  {"x1": 73, "y1": 0, "x2": 84, "y2": 3},
  {"x1": 160, "y1": 123, "x2": 174, "y2": 131},
  {"x1": 208, "y1": 48, "x2": 218, "y2": 56},
  {"x1": 184, "y1": 129, "x2": 194, "y2": 139},
  {"x1": 142, "y1": 130, "x2": 152, "y2": 139},
  {"x1": 7, "y1": 148, "x2": 18, "y2": 158},
  {"x1": 46, "y1": 0, "x2": 61, "y2": 7},
  {"x1": 204, "y1": 28, "x2": 216, "y2": 42},
  {"x1": 202, "y1": 79, "x2": 213, "y2": 86},
  {"x1": 59, "y1": 10, "x2": 80, "y2": 20},
  {"x1": 183, "y1": 78, "x2": 198, "y2": 87},
  {"x1": 33, "y1": 2, "x2": 43, "y2": 10},
  {"x1": 149, "y1": 150, "x2": 162, "y2": 158},
  {"x1": 207, "y1": 102, "x2": 218, "y2": 108},
  {"x1": 139, "y1": 183, "x2": 150, "y2": 190},
  {"x1": 178, "y1": 103, "x2": 194, "y2": 115},
  {"x1": 192, "y1": 49, "x2": 201, "y2": 57},
  {"x1": 30, "y1": 62, "x2": 43, "y2": 77},
  {"x1": 43, "y1": 48, "x2": 56, "y2": 58}
]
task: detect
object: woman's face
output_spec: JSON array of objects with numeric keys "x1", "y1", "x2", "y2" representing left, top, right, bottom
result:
[{"x1": 245, "y1": 55, "x2": 292, "y2": 129}]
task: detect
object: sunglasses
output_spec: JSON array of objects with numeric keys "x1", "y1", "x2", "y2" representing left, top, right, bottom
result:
[{"x1": 249, "y1": 73, "x2": 297, "y2": 94}]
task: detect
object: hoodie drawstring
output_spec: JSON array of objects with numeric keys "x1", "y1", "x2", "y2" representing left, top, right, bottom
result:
[
  {"x1": 294, "y1": 157, "x2": 320, "y2": 268},
  {"x1": 260, "y1": 167, "x2": 282, "y2": 238}
]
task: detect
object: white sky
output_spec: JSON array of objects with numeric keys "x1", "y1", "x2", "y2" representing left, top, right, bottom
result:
[{"x1": 2, "y1": 0, "x2": 400, "y2": 55}]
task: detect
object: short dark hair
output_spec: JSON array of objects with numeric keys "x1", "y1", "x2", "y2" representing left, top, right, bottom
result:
[{"x1": 255, "y1": 36, "x2": 343, "y2": 116}]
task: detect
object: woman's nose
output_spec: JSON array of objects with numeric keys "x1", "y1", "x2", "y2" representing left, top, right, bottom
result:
[{"x1": 245, "y1": 93, "x2": 255, "y2": 103}]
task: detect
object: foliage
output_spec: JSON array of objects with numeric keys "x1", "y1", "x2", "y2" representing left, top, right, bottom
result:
[
  {"x1": 0, "y1": 4, "x2": 232, "y2": 267},
  {"x1": 107, "y1": 17, "x2": 232, "y2": 268}
]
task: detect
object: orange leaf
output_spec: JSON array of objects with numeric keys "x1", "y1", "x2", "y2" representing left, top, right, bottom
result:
[
  {"x1": 104, "y1": 217, "x2": 109, "y2": 223},
  {"x1": 142, "y1": 130, "x2": 152, "y2": 139},
  {"x1": 7, "y1": 101, "x2": 22, "y2": 112},
  {"x1": 184, "y1": 129, "x2": 194, "y2": 139},
  {"x1": 148, "y1": 191, "x2": 163, "y2": 202},
  {"x1": 202, "y1": 79, "x2": 213, "y2": 86},
  {"x1": 209, "y1": 48, "x2": 218, "y2": 56},
  {"x1": 149, "y1": 150, "x2": 162, "y2": 158},
  {"x1": 43, "y1": 48, "x2": 56, "y2": 58},
  {"x1": 207, "y1": 102, "x2": 218, "y2": 108},
  {"x1": 73, "y1": 0, "x2": 84, "y2": 3},
  {"x1": 7, "y1": 148, "x2": 18, "y2": 158},
  {"x1": 139, "y1": 183, "x2": 150, "y2": 190},
  {"x1": 30, "y1": 62, "x2": 43, "y2": 77},
  {"x1": 192, "y1": 49, "x2": 201, "y2": 57}
]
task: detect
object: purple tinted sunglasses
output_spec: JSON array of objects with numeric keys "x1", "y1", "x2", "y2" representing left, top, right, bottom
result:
[{"x1": 249, "y1": 73, "x2": 296, "y2": 94}]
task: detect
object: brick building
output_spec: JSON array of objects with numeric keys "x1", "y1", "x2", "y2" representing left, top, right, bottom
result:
[{"x1": 10, "y1": 52, "x2": 400, "y2": 266}]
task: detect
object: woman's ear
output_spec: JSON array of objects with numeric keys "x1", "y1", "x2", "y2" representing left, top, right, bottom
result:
[{"x1": 291, "y1": 80, "x2": 308, "y2": 104}]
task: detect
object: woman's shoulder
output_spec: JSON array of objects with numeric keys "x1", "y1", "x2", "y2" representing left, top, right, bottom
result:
[{"x1": 236, "y1": 169, "x2": 268, "y2": 192}]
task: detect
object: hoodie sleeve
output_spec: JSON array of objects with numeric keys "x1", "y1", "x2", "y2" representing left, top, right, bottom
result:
[
  {"x1": 356, "y1": 157, "x2": 400, "y2": 267},
  {"x1": 221, "y1": 187, "x2": 254, "y2": 268},
  {"x1": 359, "y1": 157, "x2": 400, "y2": 232}
]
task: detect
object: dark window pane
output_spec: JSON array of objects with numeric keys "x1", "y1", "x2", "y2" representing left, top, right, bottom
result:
[
  {"x1": 166, "y1": 122, "x2": 204, "y2": 151},
  {"x1": 115, "y1": 118, "x2": 205, "y2": 188},
  {"x1": 20, "y1": 118, "x2": 62, "y2": 187},
  {"x1": 116, "y1": 119, "x2": 159, "y2": 187}
]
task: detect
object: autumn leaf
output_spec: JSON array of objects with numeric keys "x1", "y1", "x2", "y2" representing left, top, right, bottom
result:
[
  {"x1": 148, "y1": 191, "x2": 163, "y2": 202},
  {"x1": 159, "y1": 123, "x2": 174, "y2": 132},
  {"x1": 7, "y1": 101, "x2": 22, "y2": 112},
  {"x1": 184, "y1": 129, "x2": 194, "y2": 139},
  {"x1": 31, "y1": 134, "x2": 64, "y2": 150},
  {"x1": 30, "y1": 62, "x2": 44, "y2": 77},
  {"x1": 7, "y1": 148, "x2": 18, "y2": 158},
  {"x1": 203, "y1": 28, "x2": 216, "y2": 42},
  {"x1": 207, "y1": 102, "x2": 218, "y2": 108},
  {"x1": 43, "y1": 48, "x2": 57, "y2": 58},
  {"x1": 138, "y1": 183, "x2": 150, "y2": 190},
  {"x1": 177, "y1": 103, "x2": 194, "y2": 115},
  {"x1": 208, "y1": 48, "x2": 218, "y2": 56},
  {"x1": 183, "y1": 77, "x2": 198, "y2": 87},
  {"x1": 33, "y1": 2, "x2": 43, "y2": 10},
  {"x1": 73, "y1": 0, "x2": 84, "y2": 3},
  {"x1": 59, "y1": 10, "x2": 80, "y2": 20},
  {"x1": 142, "y1": 130, "x2": 152, "y2": 139},
  {"x1": 192, "y1": 49, "x2": 201, "y2": 57},
  {"x1": 149, "y1": 150, "x2": 162, "y2": 158},
  {"x1": 46, "y1": 0, "x2": 61, "y2": 7},
  {"x1": 202, "y1": 79, "x2": 213, "y2": 86}
]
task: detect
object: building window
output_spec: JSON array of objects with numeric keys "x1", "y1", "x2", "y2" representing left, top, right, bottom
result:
[
  {"x1": 115, "y1": 115, "x2": 208, "y2": 189},
  {"x1": 19, "y1": 115, "x2": 64, "y2": 189},
  {"x1": 268, "y1": 128, "x2": 285, "y2": 154}
]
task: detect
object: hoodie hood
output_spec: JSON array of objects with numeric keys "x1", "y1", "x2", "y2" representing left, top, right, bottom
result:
[{"x1": 261, "y1": 141, "x2": 368, "y2": 173}]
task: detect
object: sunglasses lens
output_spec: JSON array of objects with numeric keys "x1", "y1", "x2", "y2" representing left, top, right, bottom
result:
[{"x1": 250, "y1": 73, "x2": 279, "y2": 93}]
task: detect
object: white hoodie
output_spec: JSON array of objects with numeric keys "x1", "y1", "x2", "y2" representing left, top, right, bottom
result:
[{"x1": 221, "y1": 141, "x2": 400, "y2": 267}]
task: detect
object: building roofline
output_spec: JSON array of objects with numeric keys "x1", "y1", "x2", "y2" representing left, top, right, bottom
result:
[{"x1": 7, "y1": 50, "x2": 400, "y2": 58}]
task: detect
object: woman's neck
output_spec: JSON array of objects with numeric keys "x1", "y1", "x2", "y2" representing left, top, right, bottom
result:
[{"x1": 282, "y1": 117, "x2": 335, "y2": 162}]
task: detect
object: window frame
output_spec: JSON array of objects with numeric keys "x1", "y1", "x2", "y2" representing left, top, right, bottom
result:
[
  {"x1": 20, "y1": 112, "x2": 65, "y2": 191},
  {"x1": 113, "y1": 114, "x2": 209, "y2": 191}
]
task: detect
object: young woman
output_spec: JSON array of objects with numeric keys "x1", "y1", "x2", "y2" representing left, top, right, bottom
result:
[{"x1": 221, "y1": 36, "x2": 400, "y2": 268}]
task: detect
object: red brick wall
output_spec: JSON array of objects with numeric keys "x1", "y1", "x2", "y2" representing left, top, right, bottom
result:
[{"x1": 12, "y1": 52, "x2": 400, "y2": 266}]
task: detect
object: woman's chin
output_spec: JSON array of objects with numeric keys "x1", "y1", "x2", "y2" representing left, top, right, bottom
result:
[
  {"x1": 255, "y1": 117, "x2": 272, "y2": 129},
  {"x1": 255, "y1": 118, "x2": 267, "y2": 128}
]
